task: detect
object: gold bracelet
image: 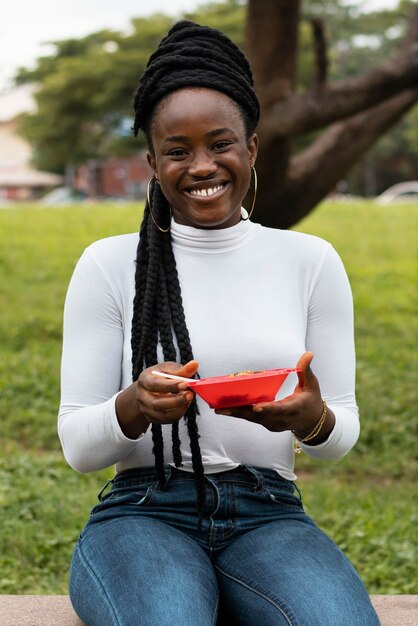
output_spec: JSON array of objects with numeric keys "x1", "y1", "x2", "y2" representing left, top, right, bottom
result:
[{"x1": 293, "y1": 400, "x2": 327, "y2": 454}]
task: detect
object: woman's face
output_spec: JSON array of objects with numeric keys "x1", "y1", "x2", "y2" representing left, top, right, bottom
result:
[{"x1": 147, "y1": 88, "x2": 258, "y2": 229}]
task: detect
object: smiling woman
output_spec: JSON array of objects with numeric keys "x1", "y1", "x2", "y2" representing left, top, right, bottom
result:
[
  {"x1": 58, "y1": 19, "x2": 380, "y2": 626},
  {"x1": 147, "y1": 87, "x2": 258, "y2": 229}
]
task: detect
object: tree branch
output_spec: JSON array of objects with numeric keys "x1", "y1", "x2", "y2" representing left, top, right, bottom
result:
[
  {"x1": 255, "y1": 88, "x2": 418, "y2": 229},
  {"x1": 245, "y1": 0, "x2": 301, "y2": 109},
  {"x1": 310, "y1": 17, "x2": 328, "y2": 86},
  {"x1": 290, "y1": 87, "x2": 418, "y2": 188},
  {"x1": 261, "y1": 4, "x2": 418, "y2": 137}
]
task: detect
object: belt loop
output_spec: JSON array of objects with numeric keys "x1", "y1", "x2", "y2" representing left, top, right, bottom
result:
[
  {"x1": 293, "y1": 481, "x2": 303, "y2": 502},
  {"x1": 242, "y1": 465, "x2": 264, "y2": 491},
  {"x1": 97, "y1": 477, "x2": 114, "y2": 501},
  {"x1": 161, "y1": 465, "x2": 172, "y2": 489}
]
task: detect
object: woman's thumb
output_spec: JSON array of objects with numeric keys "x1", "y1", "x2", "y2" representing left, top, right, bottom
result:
[
  {"x1": 296, "y1": 352, "x2": 314, "y2": 388},
  {"x1": 178, "y1": 360, "x2": 199, "y2": 377}
]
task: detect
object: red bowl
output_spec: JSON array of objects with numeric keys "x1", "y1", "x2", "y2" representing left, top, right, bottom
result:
[{"x1": 188, "y1": 368, "x2": 299, "y2": 409}]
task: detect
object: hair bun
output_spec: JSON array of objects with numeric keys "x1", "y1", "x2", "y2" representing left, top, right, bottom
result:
[{"x1": 133, "y1": 20, "x2": 260, "y2": 136}]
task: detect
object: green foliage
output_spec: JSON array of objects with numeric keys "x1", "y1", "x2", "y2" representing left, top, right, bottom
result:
[
  {"x1": 0, "y1": 450, "x2": 111, "y2": 593},
  {"x1": 291, "y1": 0, "x2": 416, "y2": 85},
  {"x1": 295, "y1": 200, "x2": 418, "y2": 479},
  {"x1": 0, "y1": 201, "x2": 416, "y2": 593},
  {"x1": 16, "y1": 1, "x2": 417, "y2": 178},
  {"x1": 183, "y1": 0, "x2": 246, "y2": 43},
  {"x1": 299, "y1": 476, "x2": 417, "y2": 594},
  {"x1": 17, "y1": 16, "x2": 174, "y2": 172}
]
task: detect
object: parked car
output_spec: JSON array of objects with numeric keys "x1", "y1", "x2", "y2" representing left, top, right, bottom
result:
[
  {"x1": 39, "y1": 186, "x2": 87, "y2": 205},
  {"x1": 375, "y1": 182, "x2": 418, "y2": 205}
]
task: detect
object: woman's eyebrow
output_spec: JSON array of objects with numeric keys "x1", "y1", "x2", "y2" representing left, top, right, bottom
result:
[
  {"x1": 163, "y1": 128, "x2": 236, "y2": 145},
  {"x1": 206, "y1": 127, "x2": 236, "y2": 138},
  {"x1": 163, "y1": 135, "x2": 189, "y2": 145}
]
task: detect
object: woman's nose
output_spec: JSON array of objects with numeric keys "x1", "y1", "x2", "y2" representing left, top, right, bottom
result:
[{"x1": 188, "y1": 150, "x2": 217, "y2": 177}]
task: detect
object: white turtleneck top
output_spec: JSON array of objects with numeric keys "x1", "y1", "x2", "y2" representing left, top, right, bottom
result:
[{"x1": 58, "y1": 219, "x2": 359, "y2": 480}]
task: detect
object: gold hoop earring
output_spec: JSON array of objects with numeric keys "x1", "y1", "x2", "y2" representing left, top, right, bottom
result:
[
  {"x1": 147, "y1": 177, "x2": 171, "y2": 233},
  {"x1": 241, "y1": 166, "x2": 257, "y2": 221}
]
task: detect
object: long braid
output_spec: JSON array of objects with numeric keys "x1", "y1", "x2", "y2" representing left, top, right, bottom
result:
[
  {"x1": 145, "y1": 222, "x2": 165, "y2": 485},
  {"x1": 156, "y1": 256, "x2": 182, "y2": 467},
  {"x1": 131, "y1": 180, "x2": 206, "y2": 505},
  {"x1": 131, "y1": 20, "x2": 260, "y2": 517},
  {"x1": 161, "y1": 235, "x2": 194, "y2": 363},
  {"x1": 160, "y1": 231, "x2": 206, "y2": 510},
  {"x1": 132, "y1": 182, "x2": 166, "y2": 487},
  {"x1": 131, "y1": 206, "x2": 150, "y2": 382},
  {"x1": 160, "y1": 232, "x2": 206, "y2": 514}
]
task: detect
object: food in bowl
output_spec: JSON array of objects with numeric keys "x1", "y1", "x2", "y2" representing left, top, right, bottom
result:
[
  {"x1": 228, "y1": 370, "x2": 263, "y2": 377},
  {"x1": 188, "y1": 368, "x2": 299, "y2": 409}
]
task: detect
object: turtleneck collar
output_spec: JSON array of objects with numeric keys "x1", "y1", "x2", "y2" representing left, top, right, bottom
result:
[{"x1": 171, "y1": 216, "x2": 259, "y2": 254}]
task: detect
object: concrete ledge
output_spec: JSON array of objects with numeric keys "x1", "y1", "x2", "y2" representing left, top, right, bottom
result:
[
  {"x1": 371, "y1": 595, "x2": 418, "y2": 625},
  {"x1": 0, "y1": 594, "x2": 417, "y2": 625},
  {"x1": 0, "y1": 596, "x2": 83, "y2": 626}
]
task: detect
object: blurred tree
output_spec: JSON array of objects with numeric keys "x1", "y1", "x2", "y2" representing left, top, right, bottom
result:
[
  {"x1": 245, "y1": 0, "x2": 418, "y2": 226},
  {"x1": 17, "y1": 16, "x2": 173, "y2": 174},
  {"x1": 17, "y1": 1, "x2": 418, "y2": 226}
]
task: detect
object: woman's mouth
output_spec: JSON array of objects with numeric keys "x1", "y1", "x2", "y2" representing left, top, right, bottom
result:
[{"x1": 185, "y1": 182, "x2": 228, "y2": 199}]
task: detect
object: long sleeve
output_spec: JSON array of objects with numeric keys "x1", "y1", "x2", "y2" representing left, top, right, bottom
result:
[
  {"x1": 302, "y1": 243, "x2": 359, "y2": 459},
  {"x1": 58, "y1": 244, "x2": 142, "y2": 473}
]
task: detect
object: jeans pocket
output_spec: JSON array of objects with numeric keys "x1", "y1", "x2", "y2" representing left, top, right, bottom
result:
[
  {"x1": 262, "y1": 484, "x2": 304, "y2": 511},
  {"x1": 91, "y1": 483, "x2": 156, "y2": 514}
]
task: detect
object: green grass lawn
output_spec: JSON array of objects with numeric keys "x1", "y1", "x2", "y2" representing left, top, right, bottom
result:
[{"x1": 0, "y1": 200, "x2": 416, "y2": 594}]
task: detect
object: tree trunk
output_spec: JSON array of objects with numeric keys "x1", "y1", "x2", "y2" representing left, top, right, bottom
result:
[
  {"x1": 245, "y1": 0, "x2": 301, "y2": 192},
  {"x1": 260, "y1": 88, "x2": 418, "y2": 228},
  {"x1": 245, "y1": 0, "x2": 418, "y2": 228}
]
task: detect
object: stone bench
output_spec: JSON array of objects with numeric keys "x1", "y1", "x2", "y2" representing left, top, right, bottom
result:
[{"x1": 0, "y1": 595, "x2": 417, "y2": 625}]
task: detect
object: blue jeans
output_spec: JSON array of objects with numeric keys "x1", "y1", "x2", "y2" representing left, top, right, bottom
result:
[{"x1": 69, "y1": 466, "x2": 380, "y2": 626}]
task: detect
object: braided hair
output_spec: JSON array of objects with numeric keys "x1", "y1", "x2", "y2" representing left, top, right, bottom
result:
[{"x1": 131, "y1": 20, "x2": 260, "y2": 519}]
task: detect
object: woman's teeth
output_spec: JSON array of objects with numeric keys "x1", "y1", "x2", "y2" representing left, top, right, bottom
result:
[{"x1": 189, "y1": 184, "x2": 223, "y2": 197}]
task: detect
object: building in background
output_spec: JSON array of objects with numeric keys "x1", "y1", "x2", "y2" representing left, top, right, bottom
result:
[
  {"x1": 75, "y1": 154, "x2": 151, "y2": 200},
  {"x1": 0, "y1": 85, "x2": 152, "y2": 203},
  {"x1": 0, "y1": 86, "x2": 63, "y2": 200}
]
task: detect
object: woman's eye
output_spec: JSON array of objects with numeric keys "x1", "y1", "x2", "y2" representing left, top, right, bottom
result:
[
  {"x1": 168, "y1": 148, "x2": 188, "y2": 158},
  {"x1": 213, "y1": 141, "x2": 232, "y2": 151}
]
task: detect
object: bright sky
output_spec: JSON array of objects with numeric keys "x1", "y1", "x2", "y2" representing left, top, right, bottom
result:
[{"x1": 0, "y1": 0, "x2": 400, "y2": 91}]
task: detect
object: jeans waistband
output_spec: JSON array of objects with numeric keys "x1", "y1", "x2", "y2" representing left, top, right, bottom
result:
[{"x1": 110, "y1": 465, "x2": 294, "y2": 492}]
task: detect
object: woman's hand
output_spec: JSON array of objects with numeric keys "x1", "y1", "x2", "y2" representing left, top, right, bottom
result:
[
  {"x1": 115, "y1": 360, "x2": 198, "y2": 439},
  {"x1": 215, "y1": 352, "x2": 335, "y2": 445}
]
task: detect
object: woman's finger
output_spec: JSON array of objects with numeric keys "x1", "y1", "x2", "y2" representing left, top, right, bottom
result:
[
  {"x1": 139, "y1": 392, "x2": 194, "y2": 424},
  {"x1": 296, "y1": 351, "x2": 316, "y2": 389},
  {"x1": 140, "y1": 389, "x2": 193, "y2": 412},
  {"x1": 140, "y1": 360, "x2": 199, "y2": 393}
]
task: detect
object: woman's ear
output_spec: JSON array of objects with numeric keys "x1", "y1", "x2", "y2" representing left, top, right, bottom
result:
[
  {"x1": 248, "y1": 133, "x2": 259, "y2": 167},
  {"x1": 147, "y1": 152, "x2": 157, "y2": 178}
]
